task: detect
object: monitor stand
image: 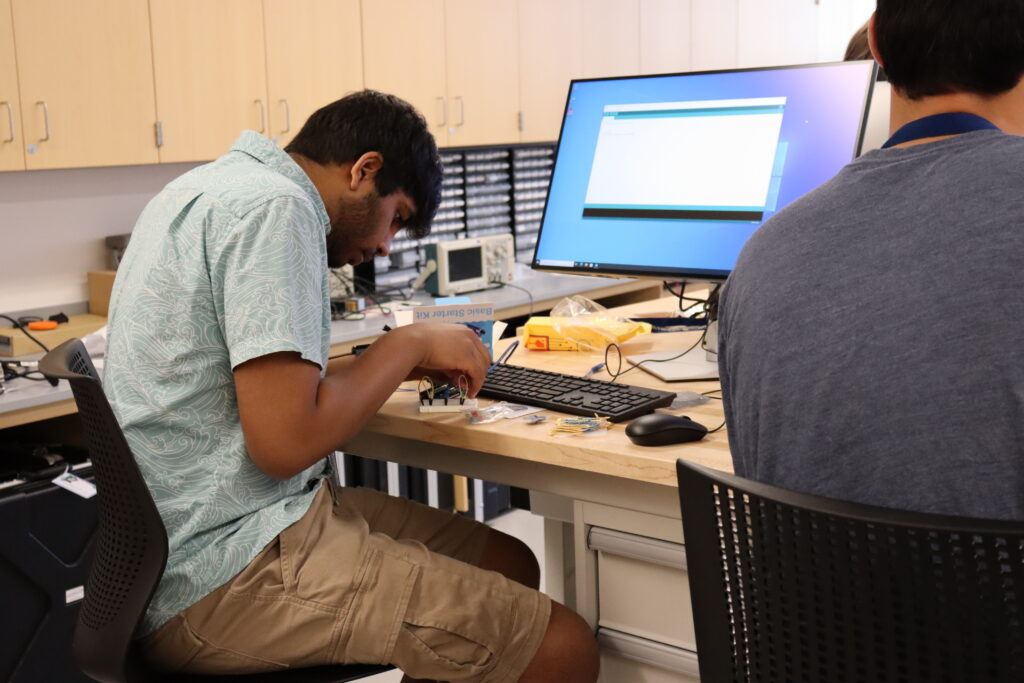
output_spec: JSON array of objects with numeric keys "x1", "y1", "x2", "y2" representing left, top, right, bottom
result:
[{"x1": 625, "y1": 346, "x2": 719, "y2": 382}]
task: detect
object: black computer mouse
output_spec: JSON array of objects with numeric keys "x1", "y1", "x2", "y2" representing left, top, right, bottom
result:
[{"x1": 625, "y1": 413, "x2": 708, "y2": 446}]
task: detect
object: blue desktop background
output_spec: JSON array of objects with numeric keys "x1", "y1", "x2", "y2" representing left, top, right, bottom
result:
[{"x1": 532, "y1": 62, "x2": 876, "y2": 279}]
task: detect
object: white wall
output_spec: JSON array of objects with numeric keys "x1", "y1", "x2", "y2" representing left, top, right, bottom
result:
[{"x1": 0, "y1": 162, "x2": 197, "y2": 315}]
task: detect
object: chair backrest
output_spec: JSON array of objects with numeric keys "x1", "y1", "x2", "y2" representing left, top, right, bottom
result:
[
  {"x1": 677, "y1": 459, "x2": 1024, "y2": 683},
  {"x1": 40, "y1": 339, "x2": 168, "y2": 683}
]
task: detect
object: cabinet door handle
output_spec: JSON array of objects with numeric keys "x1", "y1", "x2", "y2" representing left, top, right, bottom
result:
[
  {"x1": 36, "y1": 101, "x2": 50, "y2": 142},
  {"x1": 455, "y1": 96, "x2": 465, "y2": 127},
  {"x1": 255, "y1": 99, "x2": 266, "y2": 133},
  {"x1": 436, "y1": 96, "x2": 447, "y2": 127},
  {"x1": 1, "y1": 101, "x2": 13, "y2": 143},
  {"x1": 279, "y1": 99, "x2": 291, "y2": 134}
]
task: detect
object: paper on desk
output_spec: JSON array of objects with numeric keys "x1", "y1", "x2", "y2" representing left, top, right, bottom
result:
[{"x1": 82, "y1": 325, "x2": 108, "y2": 359}]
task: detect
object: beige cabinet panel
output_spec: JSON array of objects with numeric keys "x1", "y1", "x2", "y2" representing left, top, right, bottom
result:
[
  {"x1": 816, "y1": 0, "x2": 875, "y2": 62},
  {"x1": 690, "y1": 0, "x2": 737, "y2": 72},
  {"x1": 151, "y1": 0, "x2": 269, "y2": 163},
  {"x1": 0, "y1": 0, "x2": 23, "y2": 171},
  {"x1": 640, "y1": 0, "x2": 692, "y2": 75},
  {"x1": 738, "y1": 0, "x2": 818, "y2": 68},
  {"x1": 12, "y1": 0, "x2": 158, "y2": 169},
  {"x1": 264, "y1": 0, "x2": 363, "y2": 148},
  {"x1": 583, "y1": 0, "x2": 640, "y2": 78},
  {"x1": 445, "y1": 0, "x2": 519, "y2": 146},
  {"x1": 361, "y1": 0, "x2": 448, "y2": 145},
  {"x1": 517, "y1": 0, "x2": 582, "y2": 143}
]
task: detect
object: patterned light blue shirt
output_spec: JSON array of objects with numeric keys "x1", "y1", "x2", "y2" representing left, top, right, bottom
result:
[{"x1": 105, "y1": 131, "x2": 332, "y2": 635}]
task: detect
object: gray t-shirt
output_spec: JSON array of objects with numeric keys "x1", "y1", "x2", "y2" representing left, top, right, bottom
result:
[{"x1": 718, "y1": 130, "x2": 1024, "y2": 520}]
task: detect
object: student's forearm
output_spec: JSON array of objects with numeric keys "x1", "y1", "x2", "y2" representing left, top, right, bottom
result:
[
  {"x1": 238, "y1": 323, "x2": 490, "y2": 480},
  {"x1": 237, "y1": 327, "x2": 425, "y2": 479}
]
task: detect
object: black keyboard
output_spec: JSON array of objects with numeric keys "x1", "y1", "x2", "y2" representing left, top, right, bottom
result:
[{"x1": 480, "y1": 363, "x2": 675, "y2": 422}]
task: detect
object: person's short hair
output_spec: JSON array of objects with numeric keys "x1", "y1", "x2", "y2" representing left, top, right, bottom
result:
[
  {"x1": 844, "y1": 21, "x2": 871, "y2": 62},
  {"x1": 286, "y1": 91, "x2": 442, "y2": 238},
  {"x1": 874, "y1": 0, "x2": 1024, "y2": 100}
]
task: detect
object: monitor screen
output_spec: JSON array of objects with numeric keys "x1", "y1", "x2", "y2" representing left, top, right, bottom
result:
[
  {"x1": 532, "y1": 62, "x2": 876, "y2": 281},
  {"x1": 448, "y1": 244, "x2": 483, "y2": 281}
]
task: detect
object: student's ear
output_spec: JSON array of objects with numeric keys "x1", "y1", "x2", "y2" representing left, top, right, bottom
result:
[
  {"x1": 349, "y1": 151, "x2": 384, "y2": 191},
  {"x1": 867, "y1": 12, "x2": 884, "y2": 69}
]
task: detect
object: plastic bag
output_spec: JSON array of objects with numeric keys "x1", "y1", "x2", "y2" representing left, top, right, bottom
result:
[{"x1": 522, "y1": 295, "x2": 651, "y2": 352}]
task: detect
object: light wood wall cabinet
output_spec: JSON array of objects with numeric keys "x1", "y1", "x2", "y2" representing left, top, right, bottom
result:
[
  {"x1": 150, "y1": 0, "x2": 268, "y2": 163},
  {"x1": 640, "y1": 0, "x2": 692, "y2": 75},
  {"x1": 689, "y1": 0, "x2": 739, "y2": 72},
  {"x1": 0, "y1": 0, "x2": 870, "y2": 172},
  {"x1": 583, "y1": 0, "x2": 640, "y2": 79},
  {"x1": 517, "y1": 0, "x2": 583, "y2": 143},
  {"x1": 361, "y1": 0, "x2": 448, "y2": 143},
  {"x1": 11, "y1": 0, "x2": 158, "y2": 169},
  {"x1": 737, "y1": 0, "x2": 818, "y2": 68},
  {"x1": 263, "y1": 0, "x2": 364, "y2": 148},
  {"x1": 362, "y1": 0, "x2": 519, "y2": 147},
  {"x1": 0, "y1": 0, "x2": 23, "y2": 171},
  {"x1": 444, "y1": 0, "x2": 519, "y2": 146}
]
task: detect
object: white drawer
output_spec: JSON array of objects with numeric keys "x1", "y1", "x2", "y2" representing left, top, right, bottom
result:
[
  {"x1": 590, "y1": 527, "x2": 696, "y2": 652},
  {"x1": 598, "y1": 628, "x2": 700, "y2": 682}
]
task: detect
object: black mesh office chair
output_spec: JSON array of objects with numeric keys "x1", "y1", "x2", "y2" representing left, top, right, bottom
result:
[
  {"x1": 40, "y1": 339, "x2": 391, "y2": 683},
  {"x1": 676, "y1": 459, "x2": 1024, "y2": 683}
]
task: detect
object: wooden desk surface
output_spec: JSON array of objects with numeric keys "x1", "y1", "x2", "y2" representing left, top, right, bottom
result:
[{"x1": 358, "y1": 296, "x2": 732, "y2": 489}]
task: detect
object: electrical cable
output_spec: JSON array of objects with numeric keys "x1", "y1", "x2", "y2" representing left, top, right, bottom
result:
[
  {"x1": 603, "y1": 324, "x2": 709, "y2": 383},
  {"x1": 490, "y1": 281, "x2": 534, "y2": 317},
  {"x1": 1, "y1": 360, "x2": 49, "y2": 382},
  {"x1": 706, "y1": 419, "x2": 727, "y2": 434},
  {"x1": 664, "y1": 281, "x2": 708, "y2": 311},
  {"x1": 0, "y1": 314, "x2": 50, "y2": 353}
]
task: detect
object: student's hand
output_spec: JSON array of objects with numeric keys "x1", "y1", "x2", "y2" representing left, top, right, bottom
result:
[
  {"x1": 393, "y1": 323, "x2": 492, "y2": 397},
  {"x1": 404, "y1": 366, "x2": 451, "y2": 386}
]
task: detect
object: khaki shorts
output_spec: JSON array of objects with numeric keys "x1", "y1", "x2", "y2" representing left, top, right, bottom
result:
[{"x1": 140, "y1": 483, "x2": 551, "y2": 682}]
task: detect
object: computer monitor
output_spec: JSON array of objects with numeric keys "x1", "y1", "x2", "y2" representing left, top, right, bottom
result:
[{"x1": 531, "y1": 61, "x2": 876, "y2": 380}]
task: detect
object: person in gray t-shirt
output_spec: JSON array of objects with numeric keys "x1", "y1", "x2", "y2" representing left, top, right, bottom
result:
[{"x1": 718, "y1": 0, "x2": 1024, "y2": 520}]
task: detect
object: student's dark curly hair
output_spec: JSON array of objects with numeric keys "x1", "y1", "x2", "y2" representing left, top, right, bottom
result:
[
  {"x1": 285, "y1": 91, "x2": 442, "y2": 238},
  {"x1": 874, "y1": 0, "x2": 1024, "y2": 100}
]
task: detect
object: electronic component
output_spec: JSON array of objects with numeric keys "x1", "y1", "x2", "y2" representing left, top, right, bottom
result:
[
  {"x1": 328, "y1": 264, "x2": 355, "y2": 300},
  {"x1": 479, "y1": 364, "x2": 675, "y2": 422},
  {"x1": 530, "y1": 62, "x2": 876, "y2": 381},
  {"x1": 420, "y1": 234, "x2": 515, "y2": 296},
  {"x1": 418, "y1": 376, "x2": 478, "y2": 413}
]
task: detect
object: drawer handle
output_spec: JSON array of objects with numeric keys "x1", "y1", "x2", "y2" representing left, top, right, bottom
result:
[
  {"x1": 436, "y1": 96, "x2": 446, "y2": 127},
  {"x1": 588, "y1": 527, "x2": 687, "y2": 571},
  {"x1": 1, "y1": 101, "x2": 13, "y2": 143},
  {"x1": 37, "y1": 101, "x2": 50, "y2": 142},
  {"x1": 455, "y1": 95, "x2": 465, "y2": 127},
  {"x1": 255, "y1": 99, "x2": 266, "y2": 133},
  {"x1": 279, "y1": 99, "x2": 291, "y2": 134},
  {"x1": 597, "y1": 627, "x2": 700, "y2": 676}
]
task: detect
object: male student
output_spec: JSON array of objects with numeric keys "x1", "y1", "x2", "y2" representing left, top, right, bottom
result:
[
  {"x1": 718, "y1": 0, "x2": 1024, "y2": 520},
  {"x1": 104, "y1": 91, "x2": 599, "y2": 683}
]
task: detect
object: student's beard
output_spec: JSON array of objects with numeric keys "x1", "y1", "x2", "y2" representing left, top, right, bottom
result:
[{"x1": 326, "y1": 190, "x2": 383, "y2": 268}]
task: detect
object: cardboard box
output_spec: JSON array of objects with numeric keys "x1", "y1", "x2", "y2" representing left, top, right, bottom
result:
[
  {"x1": 0, "y1": 314, "x2": 107, "y2": 357},
  {"x1": 87, "y1": 270, "x2": 116, "y2": 316}
]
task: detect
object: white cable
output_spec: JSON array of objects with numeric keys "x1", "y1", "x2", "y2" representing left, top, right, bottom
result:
[{"x1": 409, "y1": 259, "x2": 438, "y2": 292}]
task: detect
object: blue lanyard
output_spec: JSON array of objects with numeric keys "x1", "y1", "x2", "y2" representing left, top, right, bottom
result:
[{"x1": 882, "y1": 112, "x2": 1000, "y2": 148}]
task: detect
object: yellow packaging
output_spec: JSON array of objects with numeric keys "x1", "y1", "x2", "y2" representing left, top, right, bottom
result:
[{"x1": 523, "y1": 316, "x2": 651, "y2": 352}]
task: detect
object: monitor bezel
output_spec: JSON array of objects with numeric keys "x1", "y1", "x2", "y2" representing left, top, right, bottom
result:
[{"x1": 530, "y1": 60, "x2": 878, "y2": 282}]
